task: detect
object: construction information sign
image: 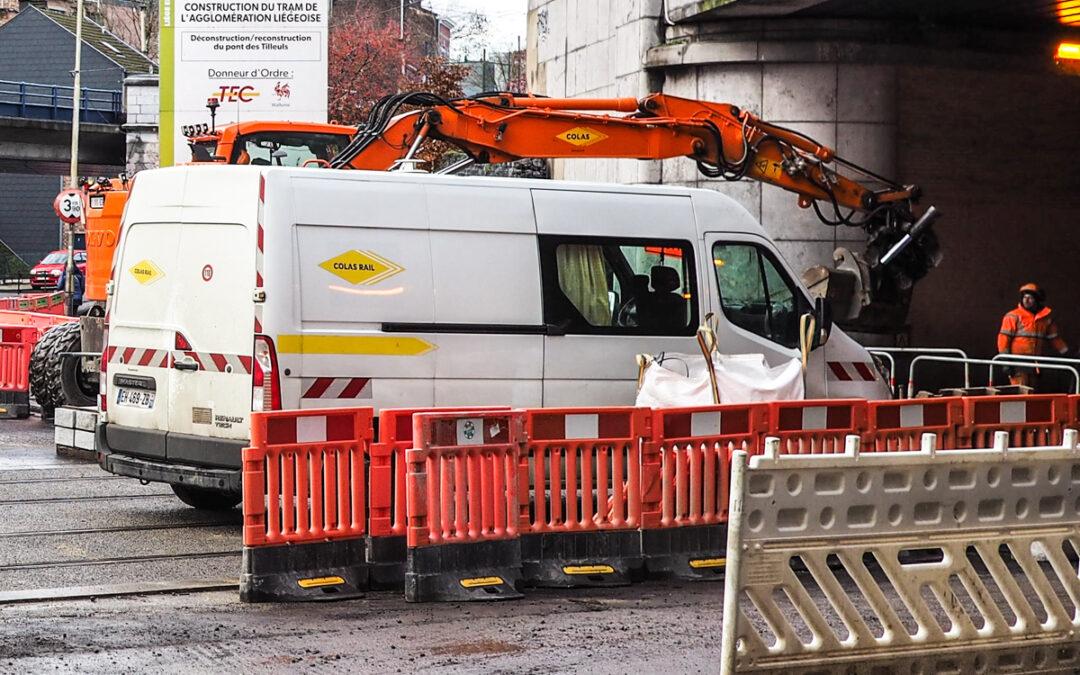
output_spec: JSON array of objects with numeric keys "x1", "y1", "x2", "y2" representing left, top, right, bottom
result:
[{"x1": 159, "y1": 0, "x2": 329, "y2": 165}]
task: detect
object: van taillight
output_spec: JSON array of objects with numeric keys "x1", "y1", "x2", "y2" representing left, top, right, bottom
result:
[
  {"x1": 175, "y1": 331, "x2": 193, "y2": 351},
  {"x1": 252, "y1": 335, "x2": 281, "y2": 411}
]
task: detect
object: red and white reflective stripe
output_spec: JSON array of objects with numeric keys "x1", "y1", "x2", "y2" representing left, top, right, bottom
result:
[
  {"x1": 981, "y1": 400, "x2": 1033, "y2": 424},
  {"x1": 798, "y1": 405, "x2": 829, "y2": 430},
  {"x1": 301, "y1": 377, "x2": 372, "y2": 400},
  {"x1": 172, "y1": 351, "x2": 253, "y2": 374},
  {"x1": 254, "y1": 182, "x2": 265, "y2": 335},
  {"x1": 529, "y1": 411, "x2": 633, "y2": 440},
  {"x1": 264, "y1": 412, "x2": 357, "y2": 445},
  {"x1": 108, "y1": 346, "x2": 170, "y2": 368},
  {"x1": 827, "y1": 361, "x2": 877, "y2": 382}
]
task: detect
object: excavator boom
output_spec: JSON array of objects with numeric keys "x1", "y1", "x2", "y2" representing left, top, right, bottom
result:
[{"x1": 328, "y1": 91, "x2": 939, "y2": 332}]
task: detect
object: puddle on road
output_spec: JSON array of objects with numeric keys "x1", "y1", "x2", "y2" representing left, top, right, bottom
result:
[{"x1": 430, "y1": 640, "x2": 524, "y2": 657}]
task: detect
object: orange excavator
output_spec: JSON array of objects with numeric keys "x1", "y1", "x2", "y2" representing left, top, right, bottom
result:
[
  {"x1": 34, "y1": 91, "x2": 939, "y2": 412},
  {"x1": 325, "y1": 91, "x2": 939, "y2": 320}
]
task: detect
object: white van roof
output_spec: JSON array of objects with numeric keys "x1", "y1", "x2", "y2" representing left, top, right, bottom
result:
[{"x1": 127, "y1": 164, "x2": 769, "y2": 240}]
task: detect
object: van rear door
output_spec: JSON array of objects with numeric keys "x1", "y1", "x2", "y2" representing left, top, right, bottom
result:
[
  {"x1": 108, "y1": 170, "x2": 256, "y2": 467},
  {"x1": 107, "y1": 222, "x2": 181, "y2": 453}
]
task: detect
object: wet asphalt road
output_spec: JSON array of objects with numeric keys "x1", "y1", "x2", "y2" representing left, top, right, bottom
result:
[
  {"x1": 0, "y1": 416, "x2": 724, "y2": 673},
  {"x1": 0, "y1": 417, "x2": 241, "y2": 593}
]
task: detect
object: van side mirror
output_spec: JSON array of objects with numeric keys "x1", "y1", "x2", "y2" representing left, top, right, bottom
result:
[{"x1": 814, "y1": 296, "x2": 833, "y2": 348}]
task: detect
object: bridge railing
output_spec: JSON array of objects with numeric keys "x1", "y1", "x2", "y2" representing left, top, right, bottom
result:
[{"x1": 0, "y1": 80, "x2": 123, "y2": 124}]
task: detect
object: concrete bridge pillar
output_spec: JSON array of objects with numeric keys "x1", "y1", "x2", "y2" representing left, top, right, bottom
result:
[{"x1": 655, "y1": 53, "x2": 896, "y2": 278}]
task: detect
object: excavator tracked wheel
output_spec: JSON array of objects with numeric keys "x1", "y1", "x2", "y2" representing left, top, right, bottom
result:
[{"x1": 29, "y1": 322, "x2": 95, "y2": 417}]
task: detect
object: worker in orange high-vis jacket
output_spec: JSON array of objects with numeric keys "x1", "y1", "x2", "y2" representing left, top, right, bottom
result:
[{"x1": 998, "y1": 283, "x2": 1069, "y2": 388}]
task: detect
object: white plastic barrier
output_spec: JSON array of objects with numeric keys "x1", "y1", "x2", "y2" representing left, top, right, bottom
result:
[{"x1": 721, "y1": 430, "x2": 1080, "y2": 674}]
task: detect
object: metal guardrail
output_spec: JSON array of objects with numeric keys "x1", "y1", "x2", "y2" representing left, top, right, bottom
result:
[
  {"x1": 991, "y1": 353, "x2": 1080, "y2": 384},
  {"x1": 908, "y1": 355, "x2": 1080, "y2": 397},
  {"x1": 870, "y1": 347, "x2": 970, "y2": 396},
  {"x1": 0, "y1": 79, "x2": 122, "y2": 124}
]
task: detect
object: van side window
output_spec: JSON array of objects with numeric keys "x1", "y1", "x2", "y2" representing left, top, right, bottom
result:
[
  {"x1": 539, "y1": 236, "x2": 697, "y2": 335},
  {"x1": 712, "y1": 242, "x2": 807, "y2": 349}
]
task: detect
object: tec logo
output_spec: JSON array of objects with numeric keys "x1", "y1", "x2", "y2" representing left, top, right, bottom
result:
[{"x1": 211, "y1": 85, "x2": 259, "y2": 103}]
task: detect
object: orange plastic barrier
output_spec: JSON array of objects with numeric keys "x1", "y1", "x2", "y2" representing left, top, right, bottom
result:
[
  {"x1": 960, "y1": 394, "x2": 1069, "y2": 448},
  {"x1": 640, "y1": 403, "x2": 768, "y2": 580},
  {"x1": 0, "y1": 291, "x2": 66, "y2": 314},
  {"x1": 1070, "y1": 395, "x2": 1080, "y2": 431},
  {"x1": 0, "y1": 326, "x2": 36, "y2": 418},
  {"x1": 866, "y1": 397, "x2": 963, "y2": 451},
  {"x1": 405, "y1": 409, "x2": 524, "y2": 602},
  {"x1": 240, "y1": 407, "x2": 374, "y2": 602},
  {"x1": 767, "y1": 399, "x2": 869, "y2": 454},
  {"x1": 368, "y1": 405, "x2": 509, "y2": 588},
  {"x1": 520, "y1": 407, "x2": 650, "y2": 587},
  {"x1": 0, "y1": 309, "x2": 74, "y2": 331}
]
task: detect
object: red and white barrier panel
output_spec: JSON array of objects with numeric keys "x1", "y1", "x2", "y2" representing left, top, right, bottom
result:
[
  {"x1": 961, "y1": 394, "x2": 1069, "y2": 449},
  {"x1": 367, "y1": 406, "x2": 509, "y2": 589},
  {"x1": 520, "y1": 407, "x2": 650, "y2": 587},
  {"x1": 405, "y1": 410, "x2": 524, "y2": 602},
  {"x1": 240, "y1": 407, "x2": 374, "y2": 602},
  {"x1": 866, "y1": 397, "x2": 963, "y2": 452},
  {"x1": 0, "y1": 326, "x2": 34, "y2": 419},
  {"x1": 639, "y1": 403, "x2": 769, "y2": 580},
  {"x1": 767, "y1": 399, "x2": 869, "y2": 455}
]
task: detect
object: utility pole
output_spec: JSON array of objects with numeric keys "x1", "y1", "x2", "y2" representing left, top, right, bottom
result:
[{"x1": 66, "y1": 0, "x2": 85, "y2": 309}]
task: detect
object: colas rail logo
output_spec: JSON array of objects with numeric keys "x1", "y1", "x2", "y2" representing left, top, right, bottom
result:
[{"x1": 212, "y1": 85, "x2": 259, "y2": 103}]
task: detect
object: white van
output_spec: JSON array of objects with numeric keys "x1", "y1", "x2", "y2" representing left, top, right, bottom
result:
[{"x1": 97, "y1": 165, "x2": 888, "y2": 508}]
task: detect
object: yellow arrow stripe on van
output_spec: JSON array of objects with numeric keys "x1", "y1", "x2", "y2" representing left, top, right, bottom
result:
[{"x1": 276, "y1": 335, "x2": 436, "y2": 356}]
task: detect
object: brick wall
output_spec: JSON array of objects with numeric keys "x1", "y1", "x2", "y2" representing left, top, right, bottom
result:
[{"x1": 898, "y1": 65, "x2": 1080, "y2": 358}]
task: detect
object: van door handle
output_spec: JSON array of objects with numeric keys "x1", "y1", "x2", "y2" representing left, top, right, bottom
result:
[
  {"x1": 544, "y1": 322, "x2": 568, "y2": 336},
  {"x1": 173, "y1": 356, "x2": 199, "y2": 371}
]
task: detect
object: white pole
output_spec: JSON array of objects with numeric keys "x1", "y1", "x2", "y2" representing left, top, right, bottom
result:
[
  {"x1": 67, "y1": 0, "x2": 85, "y2": 308},
  {"x1": 719, "y1": 450, "x2": 747, "y2": 675}
]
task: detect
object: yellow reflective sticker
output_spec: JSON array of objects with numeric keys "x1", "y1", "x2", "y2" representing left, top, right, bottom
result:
[
  {"x1": 460, "y1": 576, "x2": 504, "y2": 588},
  {"x1": 276, "y1": 335, "x2": 436, "y2": 357},
  {"x1": 562, "y1": 565, "x2": 614, "y2": 575},
  {"x1": 297, "y1": 575, "x2": 345, "y2": 589},
  {"x1": 689, "y1": 558, "x2": 726, "y2": 569},
  {"x1": 555, "y1": 127, "x2": 609, "y2": 148},
  {"x1": 319, "y1": 250, "x2": 404, "y2": 286},
  {"x1": 129, "y1": 259, "x2": 164, "y2": 285}
]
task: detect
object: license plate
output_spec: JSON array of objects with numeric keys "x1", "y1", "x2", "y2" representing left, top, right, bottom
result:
[{"x1": 116, "y1": 388, "x2": 155, "y2": 409}]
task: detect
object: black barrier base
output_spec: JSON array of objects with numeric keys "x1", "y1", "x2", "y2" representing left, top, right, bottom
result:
[
  {"x1": 641, "y1": 524, "x2": 727, "y2": 581},
  {"x1": 366, "y1": 534, "x2": 406, "y2": 590},
  {"x1": 405, "y1": 539, "x2": 522, "y2": 602},
  {"x1": 520, "y1": 531, "x2": 642, "y2": 588},
  {"x1": 0, "y1": 390, "x2": 29, "y2": 419},
  {"x1": 240, "y1": 538, "x2": 369, "y2": 602}
]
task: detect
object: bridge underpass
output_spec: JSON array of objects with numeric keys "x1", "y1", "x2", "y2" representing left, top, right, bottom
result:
[{"x1": 0, "y1": 80, "x2": 125, "y2": 272}]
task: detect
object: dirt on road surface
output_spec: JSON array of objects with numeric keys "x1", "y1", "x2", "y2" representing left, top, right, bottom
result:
[{"x1": 0, "y1": 582, "x2": 722, "y2": 673}]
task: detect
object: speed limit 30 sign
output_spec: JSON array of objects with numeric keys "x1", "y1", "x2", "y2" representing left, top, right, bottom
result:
[{"x1": 53, "y1": 190, "x2": 85, "y2": 224}]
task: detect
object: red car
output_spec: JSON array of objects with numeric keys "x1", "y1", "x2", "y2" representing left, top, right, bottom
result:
[{"x1": 29, "y1": 250, "x2": 87, "y2": 289}]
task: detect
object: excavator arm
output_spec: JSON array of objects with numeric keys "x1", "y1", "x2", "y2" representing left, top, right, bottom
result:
[
  {"x1": 335, "y1": 93, "x2": 917, "y2": 220},
  {"x1": 327, "y1": 91, "x2": 940, "y2": 334}
]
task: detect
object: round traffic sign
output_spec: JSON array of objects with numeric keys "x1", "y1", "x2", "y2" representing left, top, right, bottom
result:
[{"x1": 53, "y1": 190, "x2": 84, "y2": 224}]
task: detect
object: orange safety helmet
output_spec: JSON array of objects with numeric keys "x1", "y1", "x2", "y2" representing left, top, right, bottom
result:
[{"x1": 1019, "y1": 282, "x2": 1045, "y2": 301}]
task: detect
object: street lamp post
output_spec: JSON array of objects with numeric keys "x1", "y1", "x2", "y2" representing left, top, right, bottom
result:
[{"x1": 66, "y1": 0, "x2": 85, "y2": 312}]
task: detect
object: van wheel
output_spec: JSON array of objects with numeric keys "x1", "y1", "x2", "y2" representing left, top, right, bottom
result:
[{"x1": 171, "y1": 484, "x2": 241, "y2": 511}]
